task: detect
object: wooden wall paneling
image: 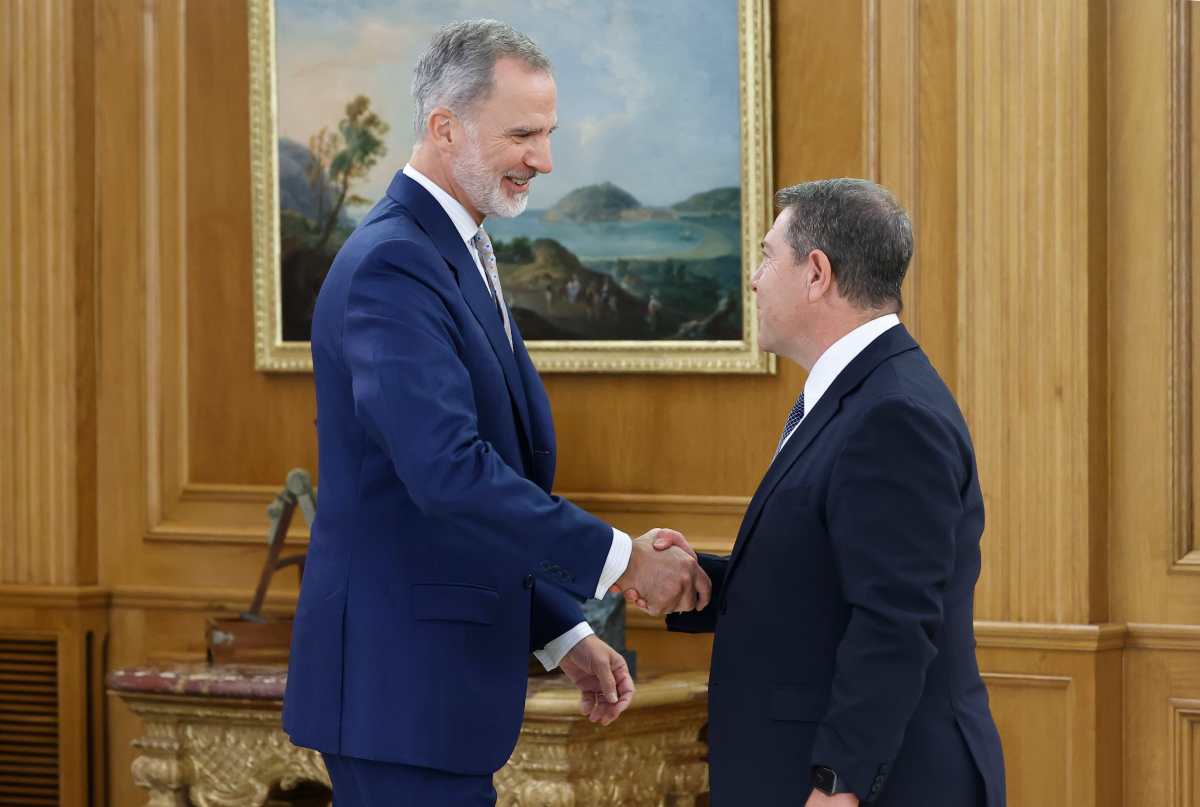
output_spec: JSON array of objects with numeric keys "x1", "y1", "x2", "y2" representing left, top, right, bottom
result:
[
  {"x1": 185, "y1": 0, "x2": 322, "y2": 491},
  {"x1": 873, "y1": 0, "x2": 920, "y2": 340},
  {"x1": 146, "y1": 0, "x2": 189, "y2": 529},
  {"x1": 1109, "y1": 0, "x2": 1173, "y2": 621},
  {"x1": 55, "y1": 603, "x2": 109, "y2": 807},
  {"x1": 1169, "y1": 698, "x2": 1200, "y2": 807},
  {"x1": 96, "y1": 0, "x2": 150, "y2": 591},
  {"x1": 912, "y1": 0, "x2": 959, "y2": 391},
  {"x1": 1110, "y1": 0, "x2": 1200, "y2": 625},
  {"x1": 74, "y1": 0, "x2": 99, "y2": 591},
  {"x1": 869, "y1": 0, "x2": 961, "y2": 395},
  {"x1": 1083, "y1": 0, "x2": 1109, "y2": 626},
  {"x1": 0, "y1": 0, "x2": 95, "y2": 586},
  {"x1": 93, "y1": 0, "x2": 289, "y2": 594},
  {"x1": 976, "y1": 623, "x2": 1124, "y2": 807},
  {"x1": 1178, "y1": 0, "x2": 1200, "y2": 574},
  {"x1": 956, "y1": 0, "x2": 1107, "y2": 624},
  {"x1": 1123, "y1": 628, "x2": 1200, "y2": 807},
  {"x1": 0, "y1": 588, "x2": 110, "y2": 807},
  {"x1": 0, "y1": 2, "x2": 14, "y2": 586},
  {"x1": 982, "y1": 671, "x2": 1073, "y2": 804},
  {"x1": 872, "y1": 0, "x2": 960, "y2": 398},
  {"x1": 1096, "y1": 644, "x2": 1125, "y2": 807},
  {"x1": 626, "y1": 612, "x2": 713, "y2": 674}
]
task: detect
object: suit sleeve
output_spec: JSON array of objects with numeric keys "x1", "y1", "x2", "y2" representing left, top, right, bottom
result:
[
  {"x1": 344, "y1": 239, "x2": 613, "y2": 601},
  {"x1": 811, "y1": 396, "x2": 965, "y2": 802},
  {"x1": 665, "y1": 553, "x2": 729, "y2": 634},
  {"x1": 529, "y1": 580, "x2": 586, "y2": 652}
]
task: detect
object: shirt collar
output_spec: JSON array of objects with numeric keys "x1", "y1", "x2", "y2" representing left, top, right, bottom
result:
[
  {"x1": 802, "y1": 313, "x2": 901, "y2": 418},
  {"x1": 402, "y1": 163, "x2": 481, "y2": 246}
]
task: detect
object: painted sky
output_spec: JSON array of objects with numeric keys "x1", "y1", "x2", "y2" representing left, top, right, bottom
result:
[{"x1": 274, "y1": 0, "x2": 741, "y2": 216}]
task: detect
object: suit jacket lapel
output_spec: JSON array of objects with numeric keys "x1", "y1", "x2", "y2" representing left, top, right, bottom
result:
[
  {"x1": 723, "y1": 325, "x2": 921, "y2": 586},
  {"x1": 387, "y1": 173, "x2": 535, "y2": 457},
  {"x1": 511, "y1": 324, "x2": 556, "y2": 491}
]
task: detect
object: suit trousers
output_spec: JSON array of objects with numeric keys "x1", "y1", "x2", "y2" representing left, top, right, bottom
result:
[{"x1": 322, "y1": 753, "x2": 497, "y2": 806}]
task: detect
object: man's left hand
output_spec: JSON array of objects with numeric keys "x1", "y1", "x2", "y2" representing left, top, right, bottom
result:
[
  {"x1": 560, "y1": 635, "x2": 635, "y2": 726},
  {"x1": 805, "y1": 791, "x2": 859, "y2": 807}
]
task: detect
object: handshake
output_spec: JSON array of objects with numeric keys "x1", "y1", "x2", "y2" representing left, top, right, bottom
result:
[
  {"x1": 611, "y1": 528, "x2": 711, "y2": 616},
  {"x1": 560, "y1": 528, "x2": 709, "y2": 727}
]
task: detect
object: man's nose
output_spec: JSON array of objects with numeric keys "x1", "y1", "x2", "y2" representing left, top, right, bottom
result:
[{"x1": 527, "y1": 139, "x2": 552, "y2": 174}]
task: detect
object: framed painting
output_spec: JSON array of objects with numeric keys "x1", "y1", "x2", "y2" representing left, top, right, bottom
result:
[{"x1": 249, "y1": 0, "x2": 773, "y2": 373}]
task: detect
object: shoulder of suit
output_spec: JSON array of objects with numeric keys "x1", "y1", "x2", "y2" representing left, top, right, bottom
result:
[
  {"x1": 349, "y1": 221, "x2": 451, "y2": 282},
  {"x1": 851, "y1": 390, "x2": 963, "y2": 451}
]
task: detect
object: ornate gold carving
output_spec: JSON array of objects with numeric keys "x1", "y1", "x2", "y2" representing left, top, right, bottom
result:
[
  {"x1": 184, "y1": 722, "x2": 328, "y2": 807},
  {"x1": 496, "y1": 704, "x2": 709, "y2": 806},
  {"x1": 117, "y1": 674, "x2": 709, "y2": 806},
  {"x1": 130, "y1": 718, "x2": 190, "y2": 807},
  {"x1": 123, "y1": 697, "x2": 328, "y2": 807}
]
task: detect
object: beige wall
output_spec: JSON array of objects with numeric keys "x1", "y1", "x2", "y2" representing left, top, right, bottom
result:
[{"x1": 1, "y1": 0, "x2": 1198, "y2": 804}]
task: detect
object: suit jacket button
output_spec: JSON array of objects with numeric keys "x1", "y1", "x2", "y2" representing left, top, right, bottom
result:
[{"x1": 523, "y1": 574, "x2": 534, "y2": 590}]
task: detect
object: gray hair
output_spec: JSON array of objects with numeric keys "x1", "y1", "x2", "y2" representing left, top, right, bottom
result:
[
  {"x1": 411, "y1": 19, "x2": 552, "y2": 138},
  {"x1": 774, "y1": 178, "x2": 913, "y2": 311}
]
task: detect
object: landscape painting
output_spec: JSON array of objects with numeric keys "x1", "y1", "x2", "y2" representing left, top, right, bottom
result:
[{"x1": 250, "y1": 0, "x2": 772, "y2": 372}]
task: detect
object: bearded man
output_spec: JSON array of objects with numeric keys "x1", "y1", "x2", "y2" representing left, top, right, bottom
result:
[{"x1": 282, "y1": 19, "x2": 710, "y2": 806}]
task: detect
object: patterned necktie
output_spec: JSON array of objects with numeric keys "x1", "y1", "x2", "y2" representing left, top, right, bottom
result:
[
  {"x1": 470, "y1": 226, "x2": 513, "y2": 349},
  {"x1": 774, "y1": 392, "x2": 805, "y2": 456}
]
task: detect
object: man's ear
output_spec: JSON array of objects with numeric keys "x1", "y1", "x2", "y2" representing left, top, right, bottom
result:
[
  {"x1": 426, "y1": 106, "x2": 457, "y2": 150},
  {"x1": 807, "y1": 249, "x2": 834, "y2": 302}
]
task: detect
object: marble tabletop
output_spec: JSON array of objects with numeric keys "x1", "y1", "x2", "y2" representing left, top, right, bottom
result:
[{"x1": 107, "y1": 662, "x2": 707, "y2": 711}]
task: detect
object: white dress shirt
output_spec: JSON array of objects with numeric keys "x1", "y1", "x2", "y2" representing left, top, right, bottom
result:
[
  {"x1": 778, "y1": 313, "x2": 901, "y2": 452},
  {"x1": 402, "y1": 164, "x2": 632, "y2": 668}
]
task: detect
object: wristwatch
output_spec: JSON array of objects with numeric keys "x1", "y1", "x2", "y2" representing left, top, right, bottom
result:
[{"x1": 811, "y1": 765, "x2": 854, "y2": 796}]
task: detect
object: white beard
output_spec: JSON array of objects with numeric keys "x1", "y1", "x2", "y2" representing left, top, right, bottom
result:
[{"x1": 452, "y1": 129, "x2": 531, "y2": 219}]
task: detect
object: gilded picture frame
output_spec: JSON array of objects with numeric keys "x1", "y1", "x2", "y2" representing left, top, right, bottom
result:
[{"x1": 249, "y1": 0, "x2": 773, "y2": 374}]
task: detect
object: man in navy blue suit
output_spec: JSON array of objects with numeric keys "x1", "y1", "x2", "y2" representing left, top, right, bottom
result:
[
  {"x1": 282, "y1": 20, "x2": 711, "y2": 805},
  {"x1": 647, "y1": 180, "x2": 1006, "y2": 805}
]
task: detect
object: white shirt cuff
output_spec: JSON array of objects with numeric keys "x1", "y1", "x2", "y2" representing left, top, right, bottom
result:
[
  {"x1": 532, "y1": 527, "x2": 630, "y2": 671},
  {"x1": 533, "y1": 621, "x2": 593, "y2": 671},
  {"x1": 595, "y1": 527, "x2": 632, "y2": 599}
]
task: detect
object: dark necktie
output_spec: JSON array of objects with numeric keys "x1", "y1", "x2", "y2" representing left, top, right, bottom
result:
[{"x1": 774, "y1": 392, "x2": 805, "y2": 456}]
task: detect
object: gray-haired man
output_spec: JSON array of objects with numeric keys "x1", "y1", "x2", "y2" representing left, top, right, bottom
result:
[{"x1": 282, "y1": 19, "x2": 709, "y2": 805}]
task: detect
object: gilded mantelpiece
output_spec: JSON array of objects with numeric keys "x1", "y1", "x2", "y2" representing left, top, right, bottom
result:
[{"x1": 109, "y1": 665, "x2": 709, "y2": 807}]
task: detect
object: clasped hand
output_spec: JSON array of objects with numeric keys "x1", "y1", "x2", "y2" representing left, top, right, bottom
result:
[
  {"x1": 611, "y1": 528, "x2": 711, "y2": 615},
  {"x1": 560, "y1": 528, "x2": 708, "y2": 727}
]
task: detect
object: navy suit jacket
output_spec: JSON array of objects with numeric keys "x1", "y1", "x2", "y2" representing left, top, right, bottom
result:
[
  {"x1": 282, "y1": 172, "x2": 613, "y2": 775},
  {"x1": 669, "y1": 326, "x2": 1005, "y2": 806}
]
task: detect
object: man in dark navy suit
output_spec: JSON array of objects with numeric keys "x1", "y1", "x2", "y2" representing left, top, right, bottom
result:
[
  {"x1": 654, "y1": 180, "x2": 1006, "y2": 805},
  {"x1": 282, "y1": 20, "x2": 710, "y2": 805}
]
